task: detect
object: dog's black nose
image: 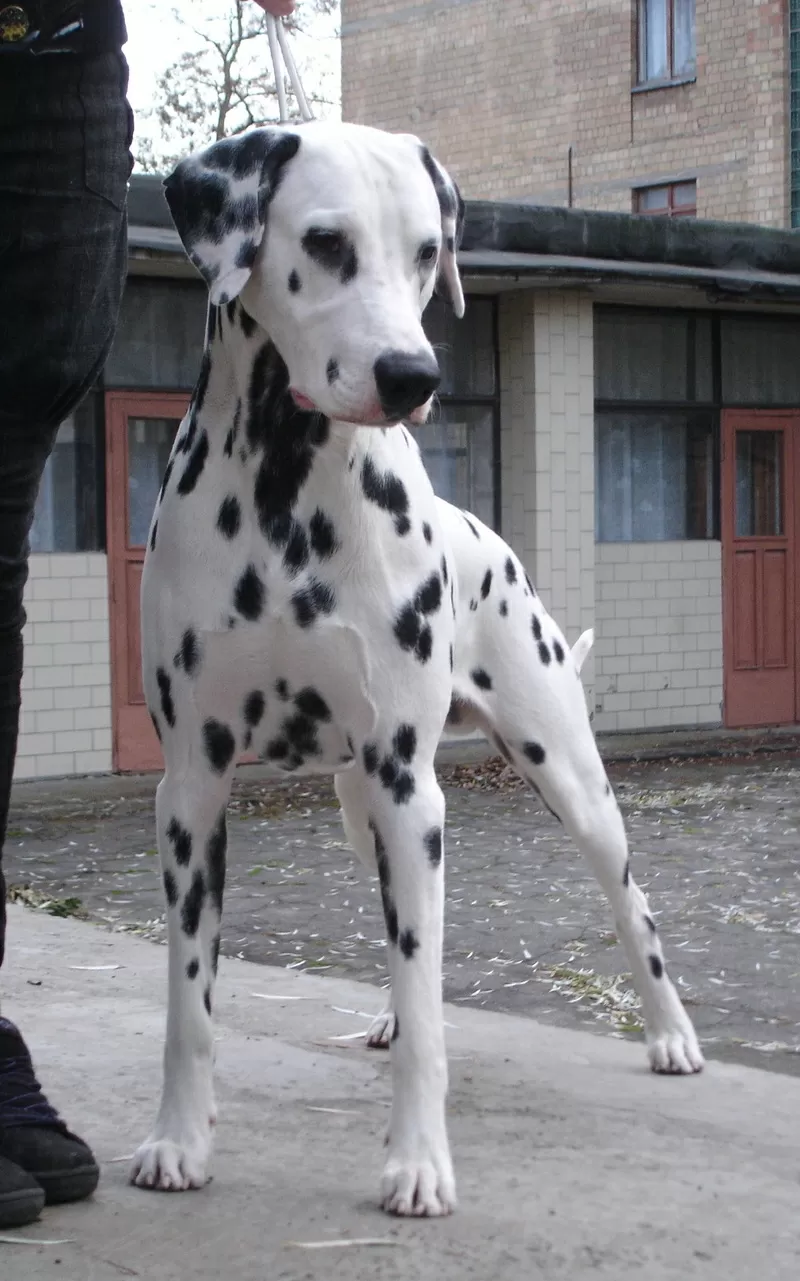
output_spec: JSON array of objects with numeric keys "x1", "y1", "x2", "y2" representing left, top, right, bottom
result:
[{"x1": 374, "y1": 350, "x2": 441, "y2": 419}]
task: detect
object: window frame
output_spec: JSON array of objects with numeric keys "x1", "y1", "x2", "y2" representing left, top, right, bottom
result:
[
  {"x1": 636, "y1": 0, "x2": 696, "y2": 89},
  {"x1": 634, "y1": 180, "x2": 697, "y2": 217}
]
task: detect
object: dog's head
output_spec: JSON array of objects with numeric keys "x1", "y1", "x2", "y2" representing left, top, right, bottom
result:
[{"x1": 164, "y1": 121, "x2": 465, "y2": 427}]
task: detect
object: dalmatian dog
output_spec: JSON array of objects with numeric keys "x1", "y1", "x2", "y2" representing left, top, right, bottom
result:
[{"x1": 130, "y1": 121, "x2": 703, "y2": 1217}]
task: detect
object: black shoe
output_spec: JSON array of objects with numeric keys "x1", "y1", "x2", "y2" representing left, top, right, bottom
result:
[
  {"x1": 0, "y1": 1153, "x2": 45, "y2": 1229},
  {"x1": 0, "y1": 1018, "x2": 99, "y2": 1205}
]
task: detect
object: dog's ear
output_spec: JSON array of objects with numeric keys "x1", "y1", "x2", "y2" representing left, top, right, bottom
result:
[
  {"x1": 164, "y1": 129, "x2": 301, "y2": 305},
  {"x1": 420, "y1": 147, "x2": 465, "y2": 319}
]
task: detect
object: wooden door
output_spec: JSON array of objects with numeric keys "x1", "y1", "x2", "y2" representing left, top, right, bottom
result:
[
  {"x1": 721, "y1": 411, "x2": 797, "y2": 727},
  {"x1": 106, "y1": 391, "x2": 189, "y2": 771}
]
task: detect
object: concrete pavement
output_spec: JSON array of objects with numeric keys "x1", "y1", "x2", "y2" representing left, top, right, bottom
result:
[{"x1": 1, "y1": 904, "x2": 799, "y2": 1280}]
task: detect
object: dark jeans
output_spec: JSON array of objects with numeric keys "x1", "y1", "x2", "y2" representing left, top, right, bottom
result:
[{"x1": 0, "y1": 51, "x2": 132, "y2": 967}]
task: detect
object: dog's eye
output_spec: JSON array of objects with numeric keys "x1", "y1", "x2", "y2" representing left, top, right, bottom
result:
[
  {"x1": 418, "y1": 242, "x2": 438, "y2": 266},
  {"x1": 302, "y1": 228, "x2": 347, "y2": 269}
]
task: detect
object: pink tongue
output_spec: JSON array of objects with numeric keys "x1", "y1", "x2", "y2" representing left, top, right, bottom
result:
[{"x1": 290, "y1": 388, "x2": 316, "y2": 411}]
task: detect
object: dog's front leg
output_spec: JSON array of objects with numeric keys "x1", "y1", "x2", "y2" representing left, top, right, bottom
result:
[
  {"x1": 363, "y1": 765, "x2": 454, "y2": 1216},
  {"x1": 131, "y1": 770, "x2": 231, "y2": 1191}
]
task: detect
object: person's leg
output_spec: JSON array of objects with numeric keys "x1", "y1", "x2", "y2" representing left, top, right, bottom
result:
[{"x1": 0, "y1": 48, "x2": 132, "y2": 1226}]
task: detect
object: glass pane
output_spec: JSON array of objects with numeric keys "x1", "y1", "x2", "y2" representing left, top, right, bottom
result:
[
  {"x1": 595, "y1": 310, "x2": 713, "y2": 403},
  {"x1": 415, "y1": 405, "x2": 495, "y2": 529},
  {"x1": 105, "y1": 279, "x2": 207, "y2": 390},
  {"x1": 735, "y1": 431, "x2": 783, "y2": 537},
  {"x1": 638, "y1": 185, "x2": 670, "y2": 212},
  {"x1": 672, "y1": 181, "x2": 697, "y2": 210},
  {"x1": 673, "y1": 0, "x2": 696, "y2": 75},
  {"x1": 423, "y1": 297, "x2": 495, "y2": 397},
  {"x1": 128, "y1": 417, "x2": 180, "y2": 546},
  {"x1": 30, "y1": 393, "x2": 101, "y2": 553},
  {"x1": 721, "y1": 315, "x2": 800, "y2": 405},
  {"x1": 595, "y1": 411, "x2": 714, "y2": 542},
  {"x1": 642, "y1": 0, "x2": 668, "y2": 80}
]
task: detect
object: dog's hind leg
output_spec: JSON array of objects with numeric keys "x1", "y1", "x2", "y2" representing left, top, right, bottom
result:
[
  {"x1": 335, "y1": 770, "x2": 395, "y2": 1049},
  {"x1": 131, "y1": 751, "x2": 234, "y2": 1191},
  {"x1": 457, "y1": 574, "x2": 703, "y2": 1074}
]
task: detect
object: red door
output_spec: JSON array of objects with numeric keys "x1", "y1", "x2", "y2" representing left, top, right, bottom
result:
[
  {"x1": 106, "y1": 391, "x2": 189, "y2": 771},
  {"x1": 721, "y1": 411, "x2": 797, "y2": 727}
]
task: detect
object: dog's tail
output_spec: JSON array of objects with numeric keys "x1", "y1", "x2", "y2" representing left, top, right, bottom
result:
[{"x1": 571, "y1": 628, "x2": 594, "y2": 674}]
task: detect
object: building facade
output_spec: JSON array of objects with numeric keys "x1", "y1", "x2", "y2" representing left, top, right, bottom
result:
[{"x1": 342, "y1": 0, "x2": 790, "y2": 225}]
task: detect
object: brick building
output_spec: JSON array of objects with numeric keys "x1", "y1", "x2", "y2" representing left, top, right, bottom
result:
[{"x1": 342, "y1": 0, "x2": 790, "y2": 226}]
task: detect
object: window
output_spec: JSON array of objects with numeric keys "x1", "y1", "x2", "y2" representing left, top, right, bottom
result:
[
  {"x1": 594, "y1": 308, "x2": 716, "y2": 543},
  {"x1": 638, "y1": 0, "x2": 695, "y2": 85},
  {"x1": 635, "y1": 181, "x2": 696, "y2": 217},
  {"x1": 29, "y1": 392, "x2": 103, "y2": 553},
  {"x1": 419, "y1": 296, "x2": 499, "y2": 528},
  {"x1": 105, "y1": 278, "x2": 207, "y2": 390}
]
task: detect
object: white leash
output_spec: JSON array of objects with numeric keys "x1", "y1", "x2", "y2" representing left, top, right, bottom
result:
[{"x1": 266, "y1": 14, "x2": 314, "y2": 124}]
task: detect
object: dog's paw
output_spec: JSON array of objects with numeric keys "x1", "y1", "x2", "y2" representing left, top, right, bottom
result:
[
  {"x1": 647, "y1": 1016, "x2": 704, "y2": 1075},
  {"x1": 366, "y1": 1010, "x2": 395, "y2": 1050},
  {"x1": 130, "y1": 1133, "x2": 211, "y2": 1192},
  {"x1": 380, "y1": 1144, "x2": 456, "y2": 1217}
]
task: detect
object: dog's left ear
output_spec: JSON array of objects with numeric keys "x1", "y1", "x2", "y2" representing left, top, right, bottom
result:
[
  {"x1": 164, "y1": 128, "x2": 301, "y2": 305},
  {"x1": 420, "y1": 147, "x2": 465, "y2": 319}
]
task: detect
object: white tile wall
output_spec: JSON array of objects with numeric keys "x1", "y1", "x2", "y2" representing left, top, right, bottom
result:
[
  {"x1": 499, "y1": 289, "x2": 596, "y2": 704},
  {"x1": 593, "y1": 542, "x2": 723, "y2": 732},
  {"x1": 15, "y1": 554, "x2": 112, "y2": 779}
]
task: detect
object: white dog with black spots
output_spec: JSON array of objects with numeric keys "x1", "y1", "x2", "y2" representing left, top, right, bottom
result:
[{"x1": 131, "y1": 120, "x2": 703, "y2": 1217}]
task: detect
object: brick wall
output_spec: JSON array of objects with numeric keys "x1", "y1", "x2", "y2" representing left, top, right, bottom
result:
[
  {"x1": 15, "y1": 555, "x2": 112, "y2": 780},
  {"x1": 593, "y1": 542, "x2": 723, "y2": 732},
  {"x1": 499, "y1": 288, "x2": 596, "y2": 701},
  {"x1": 342, "y1": 0, "x2": 789, "y2": 226}
]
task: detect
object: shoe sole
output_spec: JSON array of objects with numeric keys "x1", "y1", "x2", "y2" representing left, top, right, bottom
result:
[
  {"x1": 31, "y1": 1163, "x2": 100, "y2": 1206},
  {"x1": 0, "y1": 1185, "x2": 46, "y2": 1230}
]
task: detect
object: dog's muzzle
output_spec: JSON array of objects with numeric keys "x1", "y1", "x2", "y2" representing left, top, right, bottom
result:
[{"x1": 374, "y1": 350, "x2": 441, "y2": 421}]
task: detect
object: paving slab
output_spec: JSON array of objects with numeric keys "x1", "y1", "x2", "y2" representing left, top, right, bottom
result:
[{"x1": 1, "y1": 905, "x2": 800, "y2": 1280}]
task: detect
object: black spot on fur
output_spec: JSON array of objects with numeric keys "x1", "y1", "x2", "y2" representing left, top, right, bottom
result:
[
  {"x1": 623, "y1": 860, "x2": 630, "y2": 887},
  {"x1": 283, "y1": 520, "x2": 309, "y2": 575},
  {"x1": 499, "y1": 600, "x2": 508, "y2": 617},
  {"x1": 425, "y1": 827, "x2": 443, "y2": 867},
  {"x1": 645, "y1": 914, "x2": 657, "y2": 935},
  {"x1": 211, "y1": 934, "x2": 221, "y2": 975},
  {"x1": 416, "y1": 624, "x2": 433, "y2": 663},
  {"x1": 361, "y1": 456, "x2": 410, "y2": 535},
  {"x1": 309, "y1": 509, "x2": 337, "y2": 558},
  {"x1": 326, "y1": 357, "x2": 339, "y2": 384},
  {"x1": 150, "y1": 519, "x2": 158, "y2": 551},
  {"x1": 291, "y1": 578, "x2": 335, "y2": 628},
  {"x1": 159, "y1": 458, "x2": 175, "y2": 501},
  {"x1": 206, "y1": 811, "x2": 227, "y2": 915},
  {"x1": 449, "y1": 643, "x2": 454, "y2": 671},
  {"x1": 167, "y1": 817, "x2": 192, "y2": 867},
  {"x1": 414, "y1": 573, "x2": 442, "y2": 615},
  {"x1": 163, "y1": 869, "x2": 178, "y2": 908},
  {"x1": 463, "y1": 514, "x2": 480, "y2": 538},
  {"x1": 157, "y1": 668, "x2": 176, "y2": 728},
  {"x1": 234, "y1": 564, "x2": 265, "y2": 620},
  {"x1": 203, "y1": 719, "x2": 236, "y2": 774},
  {"x1": 481, "y1": 568, "x2": 493, "y2": 599},
  {"x1": 244, "y1": 690, "x2": 265, "y2": 727},
  {"x1": 239, "y1": 307, "x2": 256, "y2": 339},
  {"x1": 553, "y1": 640, "x2": 565, "y2": 664},
  {"x1": 649, "y1": 954, "x2": 664, "y2": 979},
  {"x1": 203, "y1": 986, "x2": 212, "y2": 1016},
  {"x1": 391, "y1": 1015, "x2": 400, "y2": 1043},
  {"x1": 236, "y1": 239, "x2": 258, "y2": 270},
  {"x1": 223, "y1": 428, "x2": 234, "y2": 457},
  {"x1": 181, "y1": 867, "x2": 206, "y2": 937},
  {"x1": 505, "y1": 557, "x2": 517, "y2": 585},
  {"x1": 183, "y1": 629, "x2": 201, "y2": 676},
  {"x1": 394, "y1": 724, "x2": 417, "y2": 762},
  {"x1": 471, "y1": 667, "x2": 492, "y2": 691},
  {"x1": 525, "y1": 573, "x2": 536, "y2": 596},
  {"x1": 177, "y1": 430, "x2": 209, "y2": 496},
  {"x1": 288, "y1": 269, "x2": 301, "y2": 293},
  {"x1": 150, "y1": 711, "x2": 162, "y2": 743},
  {"x1": 538, "y1": 641, "x2": 551, "y2": 665},
  {"x1": 379, "y1": 755, "x2": 415, "y2": 804},
  {"x1": 362, "y1": 742, "x2": 379, "y2": 774},
  {"x1": 217, "y1": 495, "x2": 241, "y2": 539},
  {"x1": 275, "y1": 678, "x2": 290, "y2": 700},
  {"x1": 394, "y1": 604, "x2": 419, "y2": 650},
  {"x1": 186, "y1": 958, "x2": 199, "y2": 980},
  {"x1": 399, "y1": 928, "x2": 419, "y2": 959},
  {"x1": 523, "y1": 741, "x2": 546, "y2": 765},
  {"x1": 440, "y1": 555, "x2": 448, "y2": 586},
  {"x1": 605, "y1": 781, "x2": 612, "y2": 796},
  {"x1": 294, "y1": 688, "x2": 331, "y2": 721},
  {"x1": 422, "y1": 522, "x2": 432, "y2": 544},
  {"x1": 469, "y1": 599, "x2": 478, "y2": 611},
  {"x1": 531, "y1": 615, "x2": 542, "y2": 642}
]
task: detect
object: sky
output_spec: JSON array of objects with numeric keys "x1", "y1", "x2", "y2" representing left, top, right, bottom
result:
[{"x1": 124, "y1": 0, "x2": 341, "y2": 164}]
